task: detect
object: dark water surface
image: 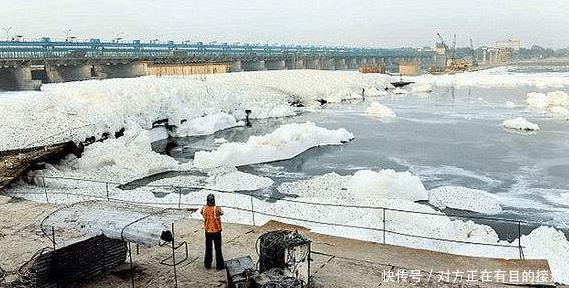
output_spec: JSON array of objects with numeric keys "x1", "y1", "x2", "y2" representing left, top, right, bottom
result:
[{"x1": 153, "y1": 81, "x2": 569, "y2": 230}]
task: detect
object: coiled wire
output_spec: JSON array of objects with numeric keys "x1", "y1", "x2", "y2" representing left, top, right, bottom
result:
[
  {"x1": 259, "y1": 268, "x2": 302, "y2": 288},
  {"x1": 256, "y1": 230, "x2": 309, "y2": 273}
]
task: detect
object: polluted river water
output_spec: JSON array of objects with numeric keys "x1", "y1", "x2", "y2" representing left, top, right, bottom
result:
[{"x1": 156, "y1": 70, "x2": 569, "y2": 232}]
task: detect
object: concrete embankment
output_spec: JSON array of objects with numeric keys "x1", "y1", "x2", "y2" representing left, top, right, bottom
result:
[{"x1": 0, "y1": 142, "x2": 76, "y2": 189}]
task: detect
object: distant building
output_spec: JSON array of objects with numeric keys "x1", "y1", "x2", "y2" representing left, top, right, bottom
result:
[{"x1": 496, "y1": 38, "x2": 521, "y2": 51}]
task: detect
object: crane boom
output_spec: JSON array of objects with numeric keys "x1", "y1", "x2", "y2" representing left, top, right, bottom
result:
[
  {"x1": 436, "y1": 33, "x2": 454, "y2": 60},
  {"x1": 435, "y1": 33, "x2": 469, "y2": 72},
  {"x1": 436, "y1": 33, "x2": 449, "y2": 50}
]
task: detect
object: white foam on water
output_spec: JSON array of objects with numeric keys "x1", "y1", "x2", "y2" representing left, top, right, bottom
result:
[
  {"x1": 410, "y1": 66, "x2": 569, "y2": 89},
  {"x1": 348, "y1": 170, "x2": 428, "y2": 201},
  {"x1": 0, "y1": 70, "x2": 392, "y2": 151},
  {"x1": 171, "y1": 112, "x2": 244, "y2": 137},
  {"x1": 279, "y1": 169, "x2": 427, "y2": 202},
  {"x1": 525, "y1": 90, "x2": 569, "y2": 121},
  {"x1": 193, "y1": 122, "x2": 354, "y2": 168},
  {"x1": 548, "y1": 106, "x2": 569, "y2": 117},
  {"x1": 429, "y1": 186, "x2": 502, "y2": 214},
  {"x1": 526, "y1": 92, "x2": 549, "y2": 108},
  {"x1": 246, "y1": 164, "x2": 307, "y2": 179},
  {"x1": 546, "y1": 90, "x2": 569, "y2": 107},
  {"x1": 389, "y1": 157, "x2": 502, "y2": 188},
  {"x1": 147, "y1": 167, "x2": 274, "y2": 192},
  {"x1": 518, "y1": 226, "x2": 569, "y2": 284},
  {"x1": 33, "y1": 124, "x2": 193, "y2": 183},
  {"x1": 411, "y1": 83, "x2": 433, "y2": 93},
  {"x1": 506, "y1": 101, "x2": 516, "y2": 108},
  {"x1": 364, "y1": 87, "x2": 388, "y2": 97},
  {"x1": 503, "y1": 117, "x2": 540, "y2": 131},
  {"x1": 205, "y1": 168, "x2": 274, "y2": 192},
  {"x1": 365, "y1": 102, "x2": 396, "y2": 118},
  {"x1": 148, "y1": 126, "x2": 169, "y2": 143},
  {"x1": 214, "y1": 138, "x2": 228, "y2": 145}
]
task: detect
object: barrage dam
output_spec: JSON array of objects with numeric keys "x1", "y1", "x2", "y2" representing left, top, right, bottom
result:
[{"x1": 0, "y1": 38, "x2": 436, "y2": 91}]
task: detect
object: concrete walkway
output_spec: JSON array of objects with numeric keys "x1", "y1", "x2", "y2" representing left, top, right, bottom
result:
[{"x1": 0, "y1": 197, "x2": 561, "y2": 287}]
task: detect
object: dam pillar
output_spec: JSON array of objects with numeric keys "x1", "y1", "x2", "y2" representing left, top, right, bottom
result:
[
  {"x1": 347, "y1": 58, "x2": 358, "y2": 70},
  {"x1": 45, "y1": 63, "x2": 92, "y2": 83},
  {"x1": 0, "y1": 65, "x2": 42, "y2": 91},
  {"x1": 285, "y1": 59, "x2": 305, "y2": 69},
  {"x1": 358, "y1": 58, "x2": 368, "y2": 66},
  {"x1": 229, "y1": 60, "x2": 242, "y2": 72},
  {"x1": 241, "y1": 60, "x2": 266, "y2": 71},
  {"x1": 320, "y1": 59, "x2": 335, "y2": 70},
  {"x1": 94, "y1": 62, "x2": 148, "y2": 79},
  {"x1": 306, "y1": 59, "x2": 320, "y2": 70},
  {"x1": 265, "y1": 60, "x2": 286, "y2": 70},
  {"x1": 386, "y1": 58, "x2": 397, "y2": 73},
  {"x1": 334, "y1": 59, "x2": 348, "y2": 70}
]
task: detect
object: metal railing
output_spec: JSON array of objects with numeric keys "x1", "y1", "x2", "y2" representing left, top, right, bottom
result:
[
  {"x1": 0, "y1": 38, "x2": 434, "y2": 61},
  {"x1": 1, "y1": 174, "x2": 538, "y2": 260}
]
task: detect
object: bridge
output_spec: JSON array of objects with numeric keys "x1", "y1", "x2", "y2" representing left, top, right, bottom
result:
[{"x1": 0, "y1": 38, "x2": 435, "y2": 91}]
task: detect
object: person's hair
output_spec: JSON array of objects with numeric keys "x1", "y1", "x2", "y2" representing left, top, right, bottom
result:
[{"x1": 206, "y1": 194, "x2": 215, "y2": 206}]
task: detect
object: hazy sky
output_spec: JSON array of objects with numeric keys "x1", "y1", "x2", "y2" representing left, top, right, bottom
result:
[{"x1": 1, "y1": 0, "x2": 568, "y2": 48}]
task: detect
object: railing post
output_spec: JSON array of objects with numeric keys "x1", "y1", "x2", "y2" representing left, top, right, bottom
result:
[
  {"x1": 250, "y1": 196, "x2": 256, "y2": 226},
  {"x1": 177, "y1": 187, "x2": 182, "y2": 209},
  {"x1": 382, "y1": 208, "x2": 386, "y2": 244},
  {"x1": 171, "y1": 223, "x2": 178, "y2": 288},
  {"x1": 106, "y1": 182, "x2": 110, "y2": 201},
  {"x1": 128, "y1": 242, "x2": 135, "y2": 288},
  {"x1": 51, "y1": 226, "x2": 56, "y2": 250},
  {"x1": 42, "y1": 176, "x2": 49, "y2": 203},
  {"x1": 518, "y1": 221, "x2": 524, "y2": 260}
]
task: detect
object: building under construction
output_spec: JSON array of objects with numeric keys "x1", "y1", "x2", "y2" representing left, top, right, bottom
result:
[{"x1": 429, "y1": 34, "x2": 519, "y2": 74}]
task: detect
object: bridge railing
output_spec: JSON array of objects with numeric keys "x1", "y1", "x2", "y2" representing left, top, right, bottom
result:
[{"x1": 0, "y1": 39, "x2": 434, "y2": 60}]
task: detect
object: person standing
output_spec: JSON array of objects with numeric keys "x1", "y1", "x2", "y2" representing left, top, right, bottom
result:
[{"x1": 201, "y1": 194, "x2": 225, "y2": 270}]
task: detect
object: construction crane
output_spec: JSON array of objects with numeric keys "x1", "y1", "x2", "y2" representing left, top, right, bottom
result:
[
  {"x1": 452, "y1": 34, "x2": 457, "y2": 54},
  {"x1": 436, "y1": 33, "x2": 449, "y2": 51},
  {"x1": 470, "y1": 38, "x2": 478, "y2": 67},
  {"x1": 436, "y1": 33, "x2": 469, "y2": 72}
]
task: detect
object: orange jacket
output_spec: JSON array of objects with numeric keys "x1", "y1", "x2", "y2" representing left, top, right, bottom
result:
[{"x1": 201, "y1": 205, "x2": 223, "y2": 233}]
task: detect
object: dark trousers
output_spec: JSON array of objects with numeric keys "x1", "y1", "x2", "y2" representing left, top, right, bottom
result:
[{"x1": 204, "y1": 232, "x2": 224, "y2": 269}]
